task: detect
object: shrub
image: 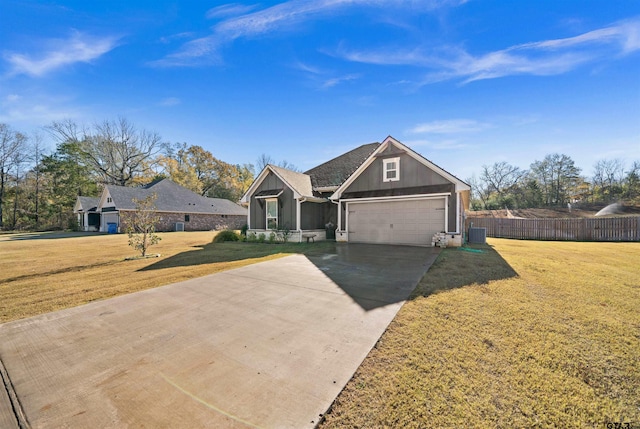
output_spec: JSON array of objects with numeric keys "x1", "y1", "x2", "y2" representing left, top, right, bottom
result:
[
  {"x1": 68, "y1": 218, "x2": 80, "y2": 232},
  {"x1": 257, "y1": 233, "x2": 266, "y2": 243},
  {"x1": 240, "y1": 224, "x2": 249, "y2": 236},
  {"x1": 278, "y1": 225, "x2": 292, "y2": 243},
  {"x1": 268, "y1": 231, "x2": 277, "y2": 244},
  {"x1": 213, "y1": 229, "x2": 240, "y2": 243},
  {"x1": 247, "y1": 232, "x2": 257, "y2": 242}
]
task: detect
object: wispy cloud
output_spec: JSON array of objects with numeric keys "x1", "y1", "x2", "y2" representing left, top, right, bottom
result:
[
  {"x1": 159, "y1": 97, "x2": 181, "y2": 107},
  {"x1": 335, "y1": 17, "x2": 640, "y2": 84},
  {"x1": 159, "y1": 32, "x2": 195, "y2": 44},
  {"x1": 321, "y1": 73, "x2": 360, "y2": 88},
  {"x1": 206, "y1": 3, "x2": 259, "y2": 19},
  {"x1": 292, "y1": 60, "x2": 360, "y2": 89},
  {"x1": 408, "y1": 119, "x2": 491, "y2": 134},
  {"x1": 0, "y1": 91, "x2": 80, "y2": 124},
  {"x1": 292, "y1": 61, "x2": 323, "y2": 75},
  {"x1": 402, "y1": 138, "x2": 469, "y2": 150},
  {"x1": 4, "y1": 31, "x2": 119, "y2": 77},
  {"x1": 156, "y1": 0, "x2": 465, "y2": 66}
]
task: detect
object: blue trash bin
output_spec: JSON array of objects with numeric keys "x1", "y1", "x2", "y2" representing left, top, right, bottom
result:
[{"x1": 107, "y1": 223, "x2": 117, "y2": 234}]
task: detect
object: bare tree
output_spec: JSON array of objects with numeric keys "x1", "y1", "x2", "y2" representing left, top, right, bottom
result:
[
  {"x1": 256, "y1": 153, "x2": 299, "y2": 172},
  {"x1": 278, "y1": 159, "x2": 299, "y2": 172},
  {"x1": 48, "y1": 117, "x2": 162, "y2": 186},
  {"x1": 30, "y1": 132, "x2": 46, "y2": 228},
  {"x1": 481, "y1": 161, "x2": 526, "y2": 199},
  {"x1": 10, "y1": 147, "x2": 29, "y2": 229},
  {"x1": 592, "y1": 158, "x2": 625, "y2": 201},
  {"x1": 256, "y1": 153, "x2": 274, "y2": 172},
  {"x1": 466, "y1": 174, "x2": 490, "y2": 210},
  {"x1": 0, "y1": 124, "x2": 28, "y2": 228},
  {"x1": 121, "y1": 194, "x2": 161, "y2": 257},
  {"x1": 624, "y1": 161, "x2": 640, "y2": 199}
]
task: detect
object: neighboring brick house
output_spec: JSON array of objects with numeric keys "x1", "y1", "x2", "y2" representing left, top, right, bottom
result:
[{"x1": 74, "y1": 179, "x2": 246, "y2": 232}]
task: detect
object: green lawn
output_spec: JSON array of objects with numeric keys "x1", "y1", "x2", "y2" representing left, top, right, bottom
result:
[
  {"x1": 320, "y1": 238, "x2": 640, "y2": 428},
  {"x1": 0, "y1": 231, "x2": 332, "y2": 323},
  {"x1": 2, "y1": 233, "x2": 638, "y2": 427}
]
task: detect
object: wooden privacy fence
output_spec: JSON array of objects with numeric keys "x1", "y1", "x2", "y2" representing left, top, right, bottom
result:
[{"x1": 465, "y1": 216, "x2": 640, "y2": 242}]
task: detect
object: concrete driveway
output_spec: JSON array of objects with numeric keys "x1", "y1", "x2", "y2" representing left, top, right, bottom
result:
[{"x1": 0, "y1": 244, "x2": 439, "y2": 429}]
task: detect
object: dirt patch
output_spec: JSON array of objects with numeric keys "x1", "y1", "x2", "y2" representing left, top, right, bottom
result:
[{"x1": 468, "y1": 204, "x2": 640, "y2": 219}]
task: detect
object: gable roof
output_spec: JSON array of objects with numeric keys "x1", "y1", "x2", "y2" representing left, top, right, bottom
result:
[
  {"x1": 74, "y1": 196, "x2": 100, "y2": 213},
  {"x1": 304, "y1": 143, "x2": 380, "y2": 189},
  {"x1": 330, "y1": 136, "x2": 471, "y2": 200},
  {"x1": 242, "y1": 137, "x2": 470, "y2": 206},
  {"x1": 269, "y1": 165, "x2": 314, "y2": 198},
  {"x1": 240, "y1": 164, "x2": 315, "y2": 203},
  {"x1": 101, "y1": 179, "x2": 246, "y2": 215}
]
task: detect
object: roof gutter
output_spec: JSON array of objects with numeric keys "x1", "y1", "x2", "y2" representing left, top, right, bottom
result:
[
  {"x1": 314, "y1": 186, "x2": 339, "y2": 193},
  {"x1": 300, "y1": 196, "x2": 328, "y2": 203}
]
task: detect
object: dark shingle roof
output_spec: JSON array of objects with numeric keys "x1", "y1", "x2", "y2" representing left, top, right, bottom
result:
[
  {"x1": 304, "y1": 143, "x2": 380, "y2": 188},
  {"x1": 106, "y1": 179, "x2": 246, "y2": 215},
  {"x1": 77, "y1": 196, "x2": 100, "y2": 212}
]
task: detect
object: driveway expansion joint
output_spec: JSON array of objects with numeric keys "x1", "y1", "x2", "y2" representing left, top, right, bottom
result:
[{"x1": 0, "y1": 354, "x2": 30, "y2": 429}]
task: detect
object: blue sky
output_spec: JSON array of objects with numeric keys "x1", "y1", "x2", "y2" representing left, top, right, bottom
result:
[{"x1": 1, "y1": 0, "x2": 639, "y2": 180}]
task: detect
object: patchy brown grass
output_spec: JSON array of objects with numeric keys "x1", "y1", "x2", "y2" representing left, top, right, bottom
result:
[
  {"x1": 321, "y1": 239, "x2": 640, "y2": 428},
  {"x1": 0, "y1": 231, "x2": 332, "y2": 323}
]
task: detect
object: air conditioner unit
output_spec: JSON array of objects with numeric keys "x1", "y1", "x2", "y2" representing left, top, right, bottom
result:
[
  {"x1": 468, "y1": 227, "x2": 486, "y2": 244},
  {"x1": 175, "y1": 222, "x2": 185, "y2": 232}
]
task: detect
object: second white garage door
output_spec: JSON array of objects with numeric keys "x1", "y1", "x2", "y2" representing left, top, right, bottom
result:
[{"x1": 347, "y1": 198, "x2": 446, "y2": 245}]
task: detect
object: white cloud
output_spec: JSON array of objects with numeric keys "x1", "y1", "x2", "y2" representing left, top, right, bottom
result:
[
  {"x1": 408, "y1": 119, "x2": 491, "y2": 134},
  {"x1": 292, "y1": 60, "x2": 360, "y2": 90},
  {"x1": 159, "y1": 32, "x2": 196, "y2": 44},
  {"x1": 157, "y1": 0, "x2": 465, "y2": 66},
  {"x1": 335, "y1": 17, "x2": 640, "y2": 84},
  {"x1": 402, "y1": 138, "x2": 470, "y2": 151},
  {"x1": 153, "y1": 35, "x2": 222, "y2": 67},
  {"x1": 206, "y1": 4, "x2": 259, "y2": 19},
  {"x1": 321, "y1": 73, "x2": 360, "y2": 88},
  {"x1": 4, "y1": 31, "x2": 119, "y2": 77},
  {"x1": 293, "y1": 61, "x2": 323, "y2": 74},
  {"x1": 159, "y1": 97, "x2": 181, "y2": 107},
  {"x1": 0, "y1": 92, "x2": 80, "y2": 124}
]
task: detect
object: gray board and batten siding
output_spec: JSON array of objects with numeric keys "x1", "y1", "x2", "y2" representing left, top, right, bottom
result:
[
  {"x1": 249, "y1": 171, "x2": 296, "y2": 230},
  {"x1": 340, "y1": 150, "x2": 458, "y2": 233},
  {"x1": 300, "y1": 200, "x2": 330, "y2": 230}
]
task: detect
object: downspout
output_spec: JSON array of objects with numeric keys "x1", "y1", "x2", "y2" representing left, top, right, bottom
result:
[
  {"x1": 330, "y1": 199, "x2": 340, "y2": 232},
  {"x1": 456, "y1": 192, "x2": 460, "y2": 234},
  {"x1": 297, "y1": 198, "x2": 305, "y2": 243},
  {"x1": 247, "y1": 199, "x2": 251, "y2": 231},
  {"x1": 444, "y1": 195, "x2": 449, "y2": 233}
]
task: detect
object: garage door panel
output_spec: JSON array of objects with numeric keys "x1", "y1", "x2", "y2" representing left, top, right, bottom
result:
[{"x1": 348, "y1": 199, "x2": 446, "y2": 246}]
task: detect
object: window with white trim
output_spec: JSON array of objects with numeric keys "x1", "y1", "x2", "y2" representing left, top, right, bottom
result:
[
  {"x1": 266, "y1": 198, "x2": 278, "y2": 229},
  {"x1": 383, "y1": 157, "x2": 400, "y2": 182}
]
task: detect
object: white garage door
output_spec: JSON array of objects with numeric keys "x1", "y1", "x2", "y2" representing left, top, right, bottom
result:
[
  {"x1": 347, "y1": 198, "x2": 446, "y2": 245},
  {"x1": 102, "y1": 213, "x2": 119, "y2": 232}
]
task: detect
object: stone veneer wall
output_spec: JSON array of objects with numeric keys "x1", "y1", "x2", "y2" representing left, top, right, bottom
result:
[{"x1": 120, "y1": 211, "x2": 246, "y2": 232}]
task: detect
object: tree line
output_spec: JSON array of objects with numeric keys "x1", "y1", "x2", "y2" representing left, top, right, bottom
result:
[
  {"x1": 467, "y1": 155, "x2": 640, "y2": 210},
  {"x1": 0, "y1": 119, "x2": 256, "y2": 231},
  {"x1": 2, "y1": 118, "x2": 637, "y2": 230}
]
